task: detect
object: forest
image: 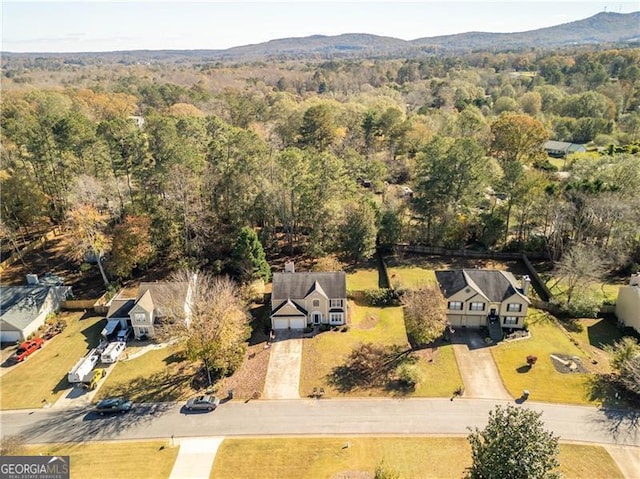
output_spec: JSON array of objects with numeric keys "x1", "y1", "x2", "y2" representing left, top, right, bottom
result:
[{"x1": 1, "y1": 46, "x2": 639, "y2": 298}]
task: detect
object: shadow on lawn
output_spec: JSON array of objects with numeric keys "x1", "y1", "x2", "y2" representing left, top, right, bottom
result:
[{"x1": 100, "y1": 365, "x2": 194, "y2": 403}]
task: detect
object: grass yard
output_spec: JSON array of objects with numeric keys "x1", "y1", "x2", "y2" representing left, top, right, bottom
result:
[
  {"x1": 300, "y1": 301, "x2": 460, "y2": 398},
  {"x1": 346, "y1": 266, "x2": 380, "y2": 291},
  {"x1": 386, "y1": 260, "x2": 437, "y2": 290},
  {"x1": 95, "y1": 344, "x2": 196, "y2": 403},
  {"x1": 567, "y1": 317, "x2": 626, "y2": 374},
  {"x1": 545, "y1": 278, "x2": 622, "y2": 304},
  {"x1": 210, "y1": 437, "x2": 622, "y2": 479},
  {"x1": 491, "y1": 309, "x2": 594, "y2": 405},
  {"x1": 24, "y1": 441, "x2": 178, "y2": 479},
  {"x1": 0, "y1": 312, "x2": 104, "y2": 409}
]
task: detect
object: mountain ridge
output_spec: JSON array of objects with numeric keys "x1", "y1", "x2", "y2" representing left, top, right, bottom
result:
[{"x1": 2, "y1": 11, "x2": 638, "y2": 62}]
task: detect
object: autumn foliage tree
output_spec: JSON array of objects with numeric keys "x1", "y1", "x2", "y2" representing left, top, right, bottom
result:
[
  {"x1": 161, "y1": 272, "x2": 251, "y2": 385},
  {"x1": 66, "y1": 204, "x2": 111, "y2": 287},
  {"x1": 402, "y1": 285, "x2": 448, "y2": 346},
  {"x1": 108, "y1": 215, "x2": 155, "y2": 279}
]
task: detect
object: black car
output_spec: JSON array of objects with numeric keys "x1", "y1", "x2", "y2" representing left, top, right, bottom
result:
[
  {"x1": 185, "y1": 395, "x2": 220, "y2": 411},
  {"x1": 95, "y1": 397, "x2": 132, "y2": 415}
]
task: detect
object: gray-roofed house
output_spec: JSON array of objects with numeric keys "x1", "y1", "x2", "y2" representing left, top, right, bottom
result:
[
  {"x1": 435, "y1": 269, "x2": 530, "y2": 341},
  {"x1": 544, "y1": 140, "x2": 586, "y2": 158},
  {"x1": 105, "y1": 281, "x2": 192, "y2": 339},
  {"x1": 0, "y1": 285, "x2": 72, "y2": 343},
  {"x1": 270, "y1": 262, "x2": 347, "y2": 330}
]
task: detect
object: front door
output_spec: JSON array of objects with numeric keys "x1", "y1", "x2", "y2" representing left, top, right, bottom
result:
[
  {"x1": 490, "y1": 308, "x2": 497, "y2": 315},
  {"x1": 312, "y1": 313, "x2": 322, "y2": 325}
]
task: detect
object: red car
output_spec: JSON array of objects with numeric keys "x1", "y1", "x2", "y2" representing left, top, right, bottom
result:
[{"x1": 12, "y1": 338, "x2": 44, "y2": 362}]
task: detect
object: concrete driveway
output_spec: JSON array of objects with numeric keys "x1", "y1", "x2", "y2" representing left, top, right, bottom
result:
[
  {"x1": 262, "y1": 330, "x2": 302, "y2": 399},
  {"x1": 452, "y1": 329, "x2": 512, "y2": 400}
]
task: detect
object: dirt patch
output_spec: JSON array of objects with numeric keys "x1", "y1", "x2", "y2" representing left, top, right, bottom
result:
[
  {"x1": 550, "y1": 353, "x2": 589, "y2": 374},
  {"x1": 331, "y1": 471, "x2": 373, "y2": 479},
  {"x1": 216, "y1": 342, "x2": 271, "y2": 400},
  {"x1": 356, "y1": 314, "x2": 380, "y2": 330}
]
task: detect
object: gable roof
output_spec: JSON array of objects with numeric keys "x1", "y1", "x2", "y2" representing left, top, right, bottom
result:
[
  {"x1": 107, "y1": 282, "x2": 190, "y2": 320},
  {"x1": 0, "y1": 285, "x2": 69, "y2": 332},
  {"x1": 272, "y1": 299, "x2": 308, "y2": 316},
  {"x1": 544, "y1": 140, "x2": 586, "y2": 154},
  {"x1": 106, "y1": 298, "x2": 135, "y2": 319},
  {"x1": 272, "y1": 272, "x2": 346, "y2": 301},
  {"x1": 133, "y1": 289, "x2": 154, "y2": 313},
  {"x1": 435, "y1": 269, "x2": 529, "y2": 303}
]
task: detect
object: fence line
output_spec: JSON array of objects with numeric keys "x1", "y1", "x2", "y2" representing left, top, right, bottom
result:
[{"x1": 0, "y1": 228, "x2": 61, "y2": 274}]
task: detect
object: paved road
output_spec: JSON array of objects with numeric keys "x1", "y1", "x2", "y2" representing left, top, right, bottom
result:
[{"x1": 1, "y1": 398, "x2": 638, "y2": 447}]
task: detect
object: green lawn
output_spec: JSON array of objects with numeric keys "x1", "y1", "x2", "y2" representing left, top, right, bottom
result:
[
  {"x1": 546, "y1": 278, "x2": 621, "y2": 303},
  {"x1": 211, "y1": 437, "x2": 622, "y2": 479},
  {"x1": 346, "y1": 267, "x2": 380, "y2": 291},
  {"x1": 25, "y1": 441, "x2": 178, "y2": 479},
  {"x1": 491, "y1": 309, "x2": 595, "y2": 405},
  {"x1": 96, "y1": 344, "x2": 196, "y2": 403},
  {"x1": 387, "y1": 264, "x2": 437, "y2": 290},
  {"x1": 0, "y1": 312, "x2": 104, "y2": 409},
  {"x1": 300, "y1": 301, "x2": 460, "y2": 398}
]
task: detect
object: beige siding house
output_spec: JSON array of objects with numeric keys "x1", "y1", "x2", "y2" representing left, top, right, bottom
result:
[
  {"x1": 615, "y1": 274, "x2": 640, "y2": 334},
  {"x1": 271, "y1": 263, "x2": 347, "y2": 330},
  {"x1": 105, "y1": 281, "x2": 191, "y2": 339},
  {"x1": 435, "y1": 269, "x2": 530, "y2": 340}
]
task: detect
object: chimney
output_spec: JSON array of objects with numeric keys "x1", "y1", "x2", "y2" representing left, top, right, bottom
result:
[
  {"x1": 630, "y1": 274, "x2": 640, "y2": 287},
  {"x1": 521, "y1": 275, "x2": 531, "y2": 296},
  {"x1": 284, "y1": 261, "x2": 295, "y2": 273}
]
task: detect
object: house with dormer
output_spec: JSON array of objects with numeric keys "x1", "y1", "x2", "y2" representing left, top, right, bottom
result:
[
  {"x1": 104, "y1": 281, "x2": 191, "y2": 340},
  {"x1": 435, "y1": 269, "x2": 530, "y2": 341},
  {"x1": 270, "y1": 262, "x2": 347, "y2": 330}
]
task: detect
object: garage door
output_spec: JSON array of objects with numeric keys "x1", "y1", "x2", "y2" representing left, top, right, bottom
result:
[
  {"x1": 0, "y1": 330, "x2": 22, "y2": 343},
  {"x1": 272, "y1": 318, "x2": 289, "y2": 330},
  {"x1": 289, "y1": 317, "x2": 306, "y2": 329}
]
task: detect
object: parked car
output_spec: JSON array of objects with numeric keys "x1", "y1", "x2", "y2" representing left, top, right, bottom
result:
[
  {"x1": 82, "y1": 369, "x2": 106, "y2": 390},
  {"x1": 11, "y1": 338, "x2": 44, "y2": 363},
  {"x1": 185, "y1": 395, "x2": 220, "y2": 411},
  {"x1": 95, "y1": 397, "x2": 132, "y2": 415},
  {"x1": 116, "y1": 327, "x2": 133, "y2": 343}
]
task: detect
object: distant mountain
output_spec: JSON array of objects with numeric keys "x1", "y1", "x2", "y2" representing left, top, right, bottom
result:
[
  {"x1": 3, "y1": 11, "x2": 638, "y2": 63},
  {"x1": 411, "y1": 12, "x2": 640, "y2": 51}
]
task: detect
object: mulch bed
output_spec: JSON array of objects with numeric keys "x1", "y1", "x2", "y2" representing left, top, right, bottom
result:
[{"x1": 549, "y1": 353, "x2": 589, "y2": 374}]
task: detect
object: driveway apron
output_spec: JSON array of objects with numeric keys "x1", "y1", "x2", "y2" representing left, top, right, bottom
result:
[
  {"x1": 169, "y1": 436, "x2": 224, "y2": 479},
  {"x1": 604, "y1": 445, "x2": 640, "y2": 479},
  {"x1": 452, "y1": 330, "x2": 512, "y2": 400},
  {"x1": 262, "y1": 330, "x2": 302, "y2": 399}
]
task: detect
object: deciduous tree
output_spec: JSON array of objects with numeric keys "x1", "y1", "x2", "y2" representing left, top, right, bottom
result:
[
  {"x1": 402, "y1": 285, "x2": 448, "y2": 346},
  {"x1": 66, "y1": 204, "x2": 111, "y2": 287}
]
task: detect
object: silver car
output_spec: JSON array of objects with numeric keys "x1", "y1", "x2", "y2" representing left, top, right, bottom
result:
[{"x1": 185, "y1": 394, "x2": 220, "y2": 411}]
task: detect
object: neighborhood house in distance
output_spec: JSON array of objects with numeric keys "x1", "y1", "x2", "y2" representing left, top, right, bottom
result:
[
  {"x1": 270, "y1": 262, "x2": 347, "y2": 330},
  {"x1": 104, "y1": 281, "x2": 191, "y2": 340},
  {"x1": 615, "y1": 274, "x2": 640, "y2": 334},
  {"x1": 0, "y1": 274, "x2": 71, "y2": 343},
  {"x1": 435, "y1": 269, "x2": 530, "y2": 341}
]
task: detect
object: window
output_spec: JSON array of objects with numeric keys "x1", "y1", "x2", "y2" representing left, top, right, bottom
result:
[
  {"x1": 504, "y1": 317, "x2": 518, "y2": 325},
  {"x1": 134, "y1": 313, "x2": 146, "y2": 323},
  {"x1": 506, "y1": 303, "x2": 522, "y2": 312},
  {"x1": 312, "y1": 299, "x2": 320, "y2": 308},
  {"x1": 469, "y1": 302, "x2": 485, "y2": 311},
  {"x1": 138, "y1": 327, "x2": 149, "y2": 334},
  {"x1": 330, "y1": 299, "x2": 343, "y2": 308},
  {"x1": 329, "y1": 313, "x2": 343, "y2": 323},
  {"x1": 448, "y1": 301, "x2": 463, "y2": 310}
]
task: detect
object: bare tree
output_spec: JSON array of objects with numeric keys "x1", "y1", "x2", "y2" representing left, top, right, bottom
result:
[
  {"x1": 553, "y1": 243, "x2": 606, "y2": 305},
  {"x1": 160, "y1": 271, "x2": 251, "y2": 386}
]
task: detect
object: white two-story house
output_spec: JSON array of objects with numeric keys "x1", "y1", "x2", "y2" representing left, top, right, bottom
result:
[
  {"x1": 435, "y1": 269, "x2": 530, "y2": 340},
  {"x1": 270, "y1": 262, "x2": 347, "y2": 330}
]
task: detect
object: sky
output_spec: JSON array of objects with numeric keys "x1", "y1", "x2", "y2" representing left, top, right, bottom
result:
[{"x1": 2, "y1": 1, "x2": 639, "y2": 53}]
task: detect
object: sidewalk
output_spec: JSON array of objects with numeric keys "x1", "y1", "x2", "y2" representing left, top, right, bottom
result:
[{"x1": 169, "y1": 436, "x2": 224, "y2": 479}]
